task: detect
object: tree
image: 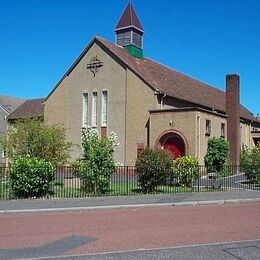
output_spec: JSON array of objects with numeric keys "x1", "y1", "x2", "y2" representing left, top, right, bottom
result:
[
  {"x1": 240, "y1": 145, "x2": 260, "y2": 183},
  {"x1": 135, "y1": 148, "x2": 172, "y2": 193},
  {"x1": 204, "y1": 137, "x2": 229, "y2": 171},
  {"x1": 72, "y1": 127, "x2": 118, "y2": 194},
  {"x1": 2, "y1": 119, "x2": 72, "y2": 165}
]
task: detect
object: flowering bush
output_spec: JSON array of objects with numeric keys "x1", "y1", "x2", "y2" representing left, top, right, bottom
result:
[
  {"x1": 172, "y1": 156, "x2": 199, "y2": 187},
  {"x1": 72, "y1": 127, "x2": 118, "y2": 194}
]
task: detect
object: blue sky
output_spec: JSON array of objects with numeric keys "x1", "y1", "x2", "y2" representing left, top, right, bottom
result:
[{"x1": 0, "y1": 0, "x2": 259, "y2": 115}]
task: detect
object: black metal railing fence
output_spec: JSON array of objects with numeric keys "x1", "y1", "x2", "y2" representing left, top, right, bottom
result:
[{"x1": 0, "y1": 165, "x2": 259, "y2": 200}]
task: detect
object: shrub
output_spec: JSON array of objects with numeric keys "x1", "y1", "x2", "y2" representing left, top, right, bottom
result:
[
  {"x1": 72, "y1": 128, "x2": 117, "y2": 195},
  {"x1": 204, "y1": 137, "x2": 229, "y2": 172},
  {"x1": 240, "y1": 145, "x2": 260, "y2": 184},
  {"x1": 2, "y1": 118, "x2": 72, "y2": 165},
  {"x1": 172, "y1": 156, "x2": 199, "y2": 187},
  {"x1": 135, "y1": 148, "x2": 172, "y2": 193},
  {"x1": 10, "y1": 157, "x2": 55, "y2": 198}
]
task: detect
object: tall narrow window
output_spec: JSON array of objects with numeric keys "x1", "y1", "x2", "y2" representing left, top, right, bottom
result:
[
  {"x1": 92, "y1": 92, "x2": 97, "y2": 127},
  {"x1": 101, "y1": 91, "x2": 108, "y2": 126},
  {"x1": 205, "y1": 119, "x2": 211, "y2": 135},
  {"x1": 82, "y1": 93, "x2": 88, "y2": 127},
  {"x1": 221, "y1": 123, "x2": 225, "y2": 137}
]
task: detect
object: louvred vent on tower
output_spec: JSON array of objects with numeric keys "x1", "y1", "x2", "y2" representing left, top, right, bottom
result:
[{"x1": 114, "y1": 3, "x2": 144, "y2": 59}]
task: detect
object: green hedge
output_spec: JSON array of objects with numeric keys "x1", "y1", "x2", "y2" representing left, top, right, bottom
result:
[{"x1": 10, "y1": 157, "x2": 55, "y2": 198}]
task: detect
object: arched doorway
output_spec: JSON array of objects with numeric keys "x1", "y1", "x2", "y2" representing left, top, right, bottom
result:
[
  {"x1": 163, "y1": 136, "x2": 185, "y2": 159},
  {"x1": 156, "y1": 131, "x2": 186, "y2": 160}
]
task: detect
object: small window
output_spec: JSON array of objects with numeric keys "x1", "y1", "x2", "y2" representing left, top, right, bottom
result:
[
  {"x1": 101, "y1": 91, "x2": 108, "y2": 126},
  {"x1": 92, "y1": 92, "x2": 98, "y2": 127},
  {"x1": 221, "y1": 123, "x2": 225, "y2": 137},
  {"x1": 82, "y1": 93, "x2": 88, "y2": 127},
  {"x1": 205, "y1": 120, "x2": 211, "y2": 135}
]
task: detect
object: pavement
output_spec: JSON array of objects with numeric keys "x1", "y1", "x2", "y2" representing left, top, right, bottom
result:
[
  {"x1": 49, "y1": 240, "x2": 260, "y2": 260},
  {"x1": 0, "y1": 190, "x2": 259, "y2": 214}
]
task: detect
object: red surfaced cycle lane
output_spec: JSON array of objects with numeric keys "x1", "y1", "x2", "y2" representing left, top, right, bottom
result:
[{"x1": 0, "y1": 203, "x2": 259, "y2": 257}]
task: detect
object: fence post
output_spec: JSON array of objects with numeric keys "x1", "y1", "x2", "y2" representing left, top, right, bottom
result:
[{"x1": 126, "y1": 166, "x2": 129, "y2": 195}]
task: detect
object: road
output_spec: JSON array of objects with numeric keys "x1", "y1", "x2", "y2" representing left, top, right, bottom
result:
[{"x1": 0, "y1": 202, "x2": 259, "y2": 259}]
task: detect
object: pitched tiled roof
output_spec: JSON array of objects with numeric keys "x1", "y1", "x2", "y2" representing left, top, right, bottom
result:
[
  {"x1": 7, "y1": 98, "x2": 45, "y2": 120},
  {"x1": 96, "y1": 37, "x2": 255, "y2": 121},
  {"x1": 47, "y1": 36, "x2": 255, "y2": 122},
  {"x1": 0, "y1": 95, "x2": 25, "y2": 115},
  {"x1": 115, "y1": 3, "x2": 144, "y2": 32}
]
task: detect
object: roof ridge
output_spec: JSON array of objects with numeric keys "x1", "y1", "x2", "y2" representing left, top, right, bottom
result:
[
  {"x1": 129, "y1": 3, "x2": 133, "y2": 26},
  {"x1": 23, "y1": 97, "x2": 46, "y2": 101}
]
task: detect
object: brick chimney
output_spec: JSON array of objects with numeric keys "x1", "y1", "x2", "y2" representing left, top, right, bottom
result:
[{"x1": 226, "y1": 74, "x2": 240, "y2": 166}]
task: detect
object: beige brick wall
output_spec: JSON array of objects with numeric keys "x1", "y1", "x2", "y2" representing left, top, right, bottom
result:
[
  {"x1": 44, "y1": 78, "x2": 68, "y2": 127},
  {"x1": 150, "y1": 110, "x2": 229, "y2": 164},
  {"x1": 44, "y1": 40, "x2": 256, "y2": 166},
  {"x1": 198, "y1": 112, "x2": 227, "y2": 164},
  {"x1": 125, "y1": 69, "x2": 158, "y2": 165},
  {"x1": 163, "y1": 96, "x2": 193, "y2": 109},
  {"x1": 240, "y1": 123, "x2": 252, "y2": 149},
  {"x1": 149, "y1": 110, "x2": 196, "y2": 157},
  {"x1": 45, "y1": 42, "x2": 126, "y2": 163}
]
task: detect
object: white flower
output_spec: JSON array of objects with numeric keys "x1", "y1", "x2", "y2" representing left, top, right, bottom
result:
[
  {"x1": 109, "y1": 131, "x2": 119, "y2": 148},
  {"x1": 115, "y1": 162, "x2": 123, "y2": 166}
]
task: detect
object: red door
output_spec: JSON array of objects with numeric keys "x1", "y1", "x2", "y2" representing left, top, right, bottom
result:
[{"x1": 163, "y1": 136, "x2": 185, "y2": 159}]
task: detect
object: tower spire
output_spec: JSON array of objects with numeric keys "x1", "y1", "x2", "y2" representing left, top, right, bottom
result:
[
  {"x1": 114, "y1": 3, "x2": 144, "y2": 59},
  {"x1": 115, "y1": 3, "x2": 143, "y2": 32}
]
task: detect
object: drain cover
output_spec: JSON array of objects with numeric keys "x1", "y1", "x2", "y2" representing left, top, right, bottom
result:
[{"x1": 223, "y1": 245, "x2": 260, "y2": 259}]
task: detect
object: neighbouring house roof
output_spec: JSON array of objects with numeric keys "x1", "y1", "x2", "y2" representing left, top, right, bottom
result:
[
  {"x1": 46, "y1": 36, "x2": 256, "y2": 122},
  {"x1": 7, "y1": 98, "x2": 45, "y2": 120},
  {"x1": 115, "y1": 3, "x2": 144, "y2": 32},
  {"x1": 0, "y1": 95, "x2": 25, "y2": 115}
]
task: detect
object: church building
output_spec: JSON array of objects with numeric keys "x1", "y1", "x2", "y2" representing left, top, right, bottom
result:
[{"x1": 44, "y1": 3, "x2": 260, "y2": 166}]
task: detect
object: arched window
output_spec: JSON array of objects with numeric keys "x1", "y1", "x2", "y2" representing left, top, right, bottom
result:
[
  {"x1": 101, "y1": 90, "x2": 108, "y2": 126},
  {"x1": 92, "y1": 91, "x2": 98, "y2": 127},
  {"x1": 82, "y1": 93, "x2": 88, "y2": 127}
]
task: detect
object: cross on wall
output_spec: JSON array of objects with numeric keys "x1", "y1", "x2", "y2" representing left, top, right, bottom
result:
[{"x1": 87, "y1": 55, "x2": 103, "y2": 77}]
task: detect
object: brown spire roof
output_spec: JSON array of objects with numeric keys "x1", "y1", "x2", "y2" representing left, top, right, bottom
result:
[
  {"x1": 115, "y1": 3, "x2": 143, "y2": 32},
  {"x1": 7, "y1": 98, "x2": 45, "y2": 120}
]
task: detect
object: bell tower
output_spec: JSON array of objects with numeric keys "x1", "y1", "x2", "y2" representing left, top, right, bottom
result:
[{"x1": 114, "y1": 3, "x2": 144, "y2": 59}]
